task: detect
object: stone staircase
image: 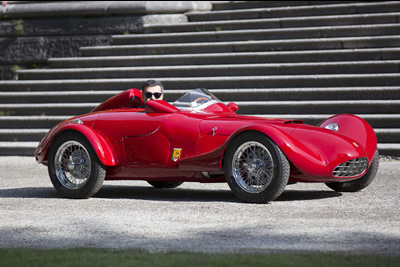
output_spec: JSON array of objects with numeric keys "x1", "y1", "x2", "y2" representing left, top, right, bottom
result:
[{"x1": 0, "y1": 1, "x2": 399, "y2": 157}]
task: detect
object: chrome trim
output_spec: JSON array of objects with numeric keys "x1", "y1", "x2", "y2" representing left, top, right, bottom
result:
[
  {"x1": 232, "y1": 141, "x2": 274, "y2": 193},
  {"x1": 333, "y1": 158, "x2": 368, "y2": 177},
  {"x1": 72, "y1": 119, "x2": 84, "y2": 125},
  {"x1": 325, "y1": 123, "x2": 339, "y2": 131},
  {"x1": 175, "y1": 100, "x2": 221, "y2": 111}
]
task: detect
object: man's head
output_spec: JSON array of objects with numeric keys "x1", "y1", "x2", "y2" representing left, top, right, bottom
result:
[{"x1": 141, "y1": 80, "x2": 164, "y2": 103}]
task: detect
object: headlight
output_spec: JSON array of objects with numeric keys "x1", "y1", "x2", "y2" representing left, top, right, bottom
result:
[
  {"x1": 325, "y1": 123, "x2": 339, "y2": 131},
  {"x1": 72, "y1": 119, "x2": 84, "y2": 125}
]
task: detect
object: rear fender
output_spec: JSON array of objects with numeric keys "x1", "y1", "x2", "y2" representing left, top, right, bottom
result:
[
  {"x1": 37, "y1": 124, "x2": 118, "y2": 166},
  {"x1": 91, "y1": 88, "x2": 143, "y2": 112}
]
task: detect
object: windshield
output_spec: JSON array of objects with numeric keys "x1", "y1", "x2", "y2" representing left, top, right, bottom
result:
[{"x1": 173, "y1": 88, "x2": 221, "y2": 111}]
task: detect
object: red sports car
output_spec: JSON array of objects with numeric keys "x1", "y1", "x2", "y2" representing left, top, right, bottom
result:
[{"x1": 35, "y1": 88, "x2": 379, "y2": 203}]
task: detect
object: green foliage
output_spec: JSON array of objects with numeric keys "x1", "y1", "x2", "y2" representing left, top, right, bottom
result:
[
  {"x1": 28, "y1": 62, "x2": 38, "y2": 69},
  {"x1": 11, "y1": 65, "x2": 20, "y2": 73},
  {"x1": 0, "y1": 110, "x2": 16, "y2": 116},
  {"x1": 13, "y1": 19, "x2": 24, "y2": 36},
  {"x1": 0, "y1": 249, "x2": 398, "y2": 267}
]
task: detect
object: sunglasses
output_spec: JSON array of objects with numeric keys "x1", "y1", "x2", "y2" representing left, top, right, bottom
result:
[{"x1": 144, "y1": 92, "x2": 162, "y2": 99}]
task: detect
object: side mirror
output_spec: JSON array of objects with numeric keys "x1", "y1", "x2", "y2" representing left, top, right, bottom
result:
[{"x1": 228, "y1": 102, "x2": 239, "y2": 113}]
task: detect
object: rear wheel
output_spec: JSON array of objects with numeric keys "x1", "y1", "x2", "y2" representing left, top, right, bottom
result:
[
  {"x1": 147, "y1": 181, "x2": 184, "y2": 189},
  {"x1": 326, "y1": 151, "x2": 379, "y2": 192},
  {"x1": 48, "y1": 132, "x2": 106, "y2": 198},
  {"x1": 224, "y1": 132, "x2": 290, "y2": 203}
]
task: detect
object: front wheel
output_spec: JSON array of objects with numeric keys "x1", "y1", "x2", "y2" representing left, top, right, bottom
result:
[
  {"x1": 326, "y1": 150, "x2": 379, "y2": 192},
  {"x1": 224, "y1": 132, "x2": 290, "y2": 203},
  {"x1": 48, "y1": 132, "x2": 106, "y2": 198}
]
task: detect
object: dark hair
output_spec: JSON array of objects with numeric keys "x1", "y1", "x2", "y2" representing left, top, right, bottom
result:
[{"x1": 141, "y1": 80, "x2": 164, "y2": 93}]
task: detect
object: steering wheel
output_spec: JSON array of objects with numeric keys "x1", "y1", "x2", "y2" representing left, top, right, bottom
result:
[{"x1": 190, "y1": 97, "x2": 210, "y2": 107}]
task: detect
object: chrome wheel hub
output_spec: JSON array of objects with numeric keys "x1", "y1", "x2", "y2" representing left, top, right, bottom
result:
[
  {"x1": 54, "y1": 141, "x2": 91, "y2": 190},
  {"x1": 232, "y1": 141, "x2": 274, "y2": 193}
]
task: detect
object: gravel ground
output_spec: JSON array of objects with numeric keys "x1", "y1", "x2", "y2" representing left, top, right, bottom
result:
[{"x1": 0, "y1": 156, "x2": 399, "y2": 255}]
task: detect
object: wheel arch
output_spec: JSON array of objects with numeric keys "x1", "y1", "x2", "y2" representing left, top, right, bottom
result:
[
  {"x1": 221, "y1": 129, "x2": 277, "y2": 167},
  {"x1": 224, "y1": 125, "x2": 295, "y2": 162},
  {"x1": 45, "y1": 125, "x2": 118, "y2": 166}
]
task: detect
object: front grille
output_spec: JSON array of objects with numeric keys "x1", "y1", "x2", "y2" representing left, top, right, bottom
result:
[{"x1": 333, "y1": 158, "x2": 368, "y2": 177}]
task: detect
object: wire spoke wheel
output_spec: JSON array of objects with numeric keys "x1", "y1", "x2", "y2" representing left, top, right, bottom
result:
[
  {"x1": 54, "y1": 141, "x2": 91, "y2": 190},
  {"x1": 225, "y1": 132, "x2": 290, "y2": 203},
  {"x1": 48, "y1": 132, "x2": 106, "y2": 199},
  {"x1": 232, "y1": 141, "x2": 274, "y2": 194}
]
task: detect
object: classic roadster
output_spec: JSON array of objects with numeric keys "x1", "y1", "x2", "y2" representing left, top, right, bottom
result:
[{"x1": 35, "y1": 88, "x2": 379, "y2": 203}]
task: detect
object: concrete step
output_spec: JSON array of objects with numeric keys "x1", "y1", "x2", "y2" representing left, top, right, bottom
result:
[
  {"x1": 2, "y1": 142, "x2": 398, "y2": 157},
  {"x1": 114, "y1": 24, "x2": 400, "y2": 45},
  {"x1": 210, "y1": 87, "x2": 400, "y2": 102},
  {"x1": 1, "y1": 100, "x2": 400, "y2": 116},
  {"x1": 0, "y1": 91, "x2": 121, "y2": 104},
  {"x1": 187, "y1": 1, "x2": 400, "y2": 22},
  {"x1": 375, "y1": 129, "x2": 400, "y2": 143},
  {"x1": 6, "y1": 114, "x2": 395, "y2": 129},
  {"x1": 1, "y1": 74, "x2": 399, "y2": 91},
  {"x1": 0, "y1": 116, "x2": 69, "y2": 129},
  {"x1": 145, "y1": 12, "x2": 400, "y2": 33},
  {"x1": 47, "y1": 48, "x2": 400, "y2": 68},
  {"x1": 0, "y1": 142, "x2": 38, "y2": 156},
  {"x1": 0, "y1": 125, "x2": 397, "y2": 143},
  {"x1": 234, "y1": 100, "x2": 400, "y2": 115},
  {"x1": 210, "y1": 1, "x2": 358, "y2": 11},
  {"x1": 0, "y1": 114, "x2": 396, "y2": 131},
  {"x1": 1, "y1": 87, "x2": 399, "y2": 104},
  {"x1": 16, "y1": 61, "x2": 400, "y2": 80},
  {"x1": 254, "y1": 114, "x2": 400, "y2": 128},
  {"x1": 80, "y1": 36, "x2": 400, "y2": 57},
  {"x1": 377, "y1": 144, "x2": 400, "y2": 157},
  {"x1": 0, "y1": 103, "x2": 97, "y2": 116},
  {"x1": 0, "y1": 129, "x2": 48, "y2": 141}
]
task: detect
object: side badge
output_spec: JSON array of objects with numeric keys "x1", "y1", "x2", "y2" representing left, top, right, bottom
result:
[
  {"x1": 172, "y1": 148, "x2": 182, "y2": 162},
  {"x1": 353, "y1": 142, "x2": 359, "y2": 148}
]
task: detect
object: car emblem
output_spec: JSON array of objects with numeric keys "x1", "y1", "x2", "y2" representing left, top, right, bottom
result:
[
  {"x1": 212, "y1": 127, "x2": 217, "y2": 136},
  {"x1": 353, "y1": 142, "x2": 359, "y2": 148},
  {"x1": 172, "y1": 148, "x2": 182, "y2": 162}
]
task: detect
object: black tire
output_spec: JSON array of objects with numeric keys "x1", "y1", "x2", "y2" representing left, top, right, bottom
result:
[
  {"x1": 326, "y1": 150, "x2": 379, "y2": 192},
  {"x1": 147, "y1": 181, "x2": 184, "y2": 189},
  {"x1": 224, "y1": 132, "x2": 290, "y2": 203},
  {"x1": 48, "y1": 132, "x2": 106, "y2": 198}
]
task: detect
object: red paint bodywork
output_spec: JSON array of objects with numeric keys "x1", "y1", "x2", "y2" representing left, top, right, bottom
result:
[{"x1": 36, "y1": 89, "x2": 378, "y2": 184}]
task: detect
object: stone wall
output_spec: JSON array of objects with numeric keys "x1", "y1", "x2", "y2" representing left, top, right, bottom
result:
[{"x1": 0, "y1": 1, "x2": 211, "y2": 79}]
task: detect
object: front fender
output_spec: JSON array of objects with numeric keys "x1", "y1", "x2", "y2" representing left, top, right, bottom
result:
[
  {"x1": 235, "y1": 123, "x2": 328, "y2": 162},
  {"x1": 231, "y1": 123, "x2": 358, "y2": 179},
  {"x1": 178, "y1": 122, "x2": 331, "y2": 175},
  {"x1": 179, "y1": 123, "x2": 301, "y2": 171},
  {"x1": 36, "y1": 123, "x2": 118, "y2": 166},
  {"x1": 318, "y1": 114, "x2": 377, "y2": 162}
]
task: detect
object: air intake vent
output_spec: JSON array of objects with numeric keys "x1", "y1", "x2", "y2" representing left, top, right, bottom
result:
[
  {"x1": 333, "y1": 158, "x2": 368, "y2": 177},
  {"x1": 283, "y1": 120, "x2": 303, "y2": 124}
]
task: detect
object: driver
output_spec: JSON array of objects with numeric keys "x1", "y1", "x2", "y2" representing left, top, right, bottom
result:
[{"x1": 141, "y1": 79, "x2": 164, "y2": 107}]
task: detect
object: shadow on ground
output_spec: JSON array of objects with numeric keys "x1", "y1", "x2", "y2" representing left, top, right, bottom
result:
[{"x1": 0, "y1": 185, "x2": 342, "y2": 203}]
